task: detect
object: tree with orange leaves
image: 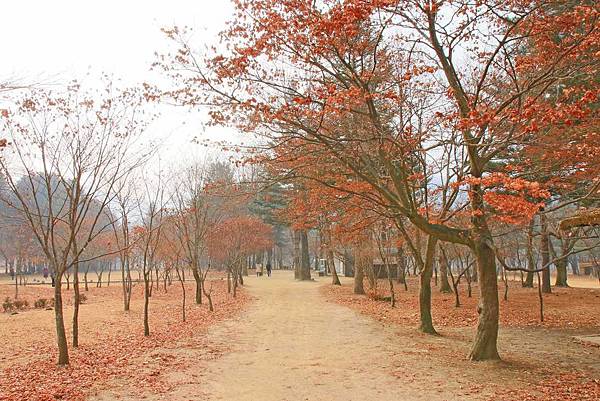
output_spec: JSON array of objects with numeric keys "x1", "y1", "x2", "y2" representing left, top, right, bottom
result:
[
  {"x1": 158, "y1": 0, "x2": 599, "y2": 361},
  {"x1": 208, "y1": 215, "x2": 273, "y2": 297}
]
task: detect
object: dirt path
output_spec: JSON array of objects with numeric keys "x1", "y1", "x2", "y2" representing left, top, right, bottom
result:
[
  {"x1": 199, "y1": 271, "x2": 402, "y2": 401},
  {"x1": 154, "y1": 270, "x2": 482, "y2": 401}
]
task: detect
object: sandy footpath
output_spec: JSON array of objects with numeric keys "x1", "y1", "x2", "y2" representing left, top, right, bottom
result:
[{"x1": 173, "y1": 270, "x2": 480, "y2": 401}]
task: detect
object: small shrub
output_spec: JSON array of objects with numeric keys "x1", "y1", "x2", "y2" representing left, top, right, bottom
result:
[
  {"x1": 2, "y1": 297, "x2": 14, "y2": 313},
  {"x1": 34, "y1": 298, "x2": 52, "y2": 309},
  {"x1": 77, "y1": 293, "x2": 87, "y2": 305},
  {"x1": 13, "y1": 299, "x2": 29, "y2": 310}
]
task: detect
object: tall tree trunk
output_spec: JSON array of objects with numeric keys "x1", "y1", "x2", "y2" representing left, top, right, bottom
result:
[
  {"x1": 327, "y1": 247, "x2": 341, "y2": 286},
  {"x1": 419, "y1": 237, "x2": 438, "y2": 334},
  {"x1": 72, "y1": 263, "x2": 80, "y2": 348},
  {"x1": 555, "y1": 259, "x2": 568, "y2": 287},
  {"x1": 397, "y1": 246, "x2": 406, "y2": 285},
  {"x1": 54, "y1": 271, "x2": 69, "y2": 365},
  {"x1": 554, "y1": 240, "x2": 569, "y2": 287},
  {"x1": 468, "y1": 238, "x2": 500, "y2": 361},
  {"x1": 352, "y1": 249, "x2": 364, "y2": 294},
  {"x1": 238, "y1": 260, "x2": 244, "y2": 286},
  {"x1": 293, "y1": 230, "x2": 300, "y2": 279},
  {"x1": 540, "y1": 212, "x2": 552, "y2": 294},
  {"x1": 121, "y1": 256, "x2": 132, "y2": 311},
  {"x1": 385, "y1": 260, "x2": 395, "y2": 308},
  {"x1": 84, "y1": 266, "x2": 89, "y2": 291},
  {"x1": 232, "y1": 266, "x2": 238, "y2": 298},
  {"x1": 242, "y1": 257, "x2": 249, "y2": 276},
  {"x1": 467, "y1": 178, "x2": 501, "y2": 361},
  {"x1": 299, "y1": 229, "x2": 311, "y2": 281},
  {"x1": 175, "y1": 265, "x2": 186, "y2": 322},
  {"x1": 14, "y1": 259, "x2": 19, "y2": 299},
  {"x1": 524, "y1": 218, "x2": 535, "y2": 287},
  {"x1": 143, "y1": 269, "x2": 150, "y2": 336},
  {"x1": 192, "y1": 264, "x2": 203, "y2": 304},
  {"x1": 439, "y1": 252, "x2": 452, "y2": 293},
  {"x1": 202, "y1": 270, "x2": 214, "y2": 312}
]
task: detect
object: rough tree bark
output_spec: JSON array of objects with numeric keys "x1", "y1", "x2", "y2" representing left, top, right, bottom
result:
[
  {"x1": 552, "y1": 239, "x2": 569, "y2": 287},
  {"x1": 419, "y1": 237, "x2": 438, "y2": 335},
  {"x1": 192, "y1": 264, "x2": 203, "y2": 305},
  {"x1": 327, "y1": 243, "x2": 341, "y2": 286},
  {"x1": 299, "y1": 229, "x2": 311, "y2": 281},
  {"x1": 353, "y1": 250, "x2": 365, "y2": 295},
  {"x1": 468, "y1": 234, "x2": 500, "y2": 360},
  {"x1": 54, "y1": 269, "x2": 69, "y2": 365},
  {"x1": 439, "y1": 252, "x2": 452, "y2": 293},
  {"x1": 524, "y1": 218, "x2": 535, "y2": 287},
  {"x1": 293, "y1": 230, "x2": 300, "y2": 279}
]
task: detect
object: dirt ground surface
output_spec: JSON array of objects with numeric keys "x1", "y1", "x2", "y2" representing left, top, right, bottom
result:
[
  {"x1": 0, "y1": 277, "x2": 248, "y2": 401},
  {"x1": 90, "y1": 271, "x2": 410, "y2": 400},
  {"x1": 3, "y1": 270, "x2": 600, "y2": 400},
  {"x1": 93, "y1": 270, "x2": 600, "y2": 401}
]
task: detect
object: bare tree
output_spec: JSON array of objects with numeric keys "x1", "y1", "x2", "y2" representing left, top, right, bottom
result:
[{"x1": 0, "y1": 83, "x2": 149, "y2": 364}]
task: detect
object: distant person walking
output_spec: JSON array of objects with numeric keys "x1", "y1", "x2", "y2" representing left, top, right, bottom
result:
[
  {"x1": 266, "y1": 262, "x2": 272, "y2": 277},
  {"x1": 9, "y1": 266, "x2": 15, "y2": 281},
  {"x1": 43, "y1": 266, "x2": 49, "y2": 279}
]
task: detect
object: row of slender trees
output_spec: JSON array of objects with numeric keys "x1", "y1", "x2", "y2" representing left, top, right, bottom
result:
[{"x1": 0, "y1": 82, "x2": 275, "y2": 365}]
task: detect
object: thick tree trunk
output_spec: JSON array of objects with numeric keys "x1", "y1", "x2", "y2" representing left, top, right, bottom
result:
[
  {"x1": 192, "y1": 266, "x2": 203, "y2": 304},
  {"x1": 232, "y1": 266, "x2": 238, "y2": 298},
  {"x1": 54, "y1": 273, "x2": 69, "y2": 365},
  {"x1": 353, "y1": 251, "x2": 365, "y2": 295},
  {"x1": 242, "y1": 258, "x2": 249, "y2": 276},
  {"x1": 299, "y1": 230, "x2": 311, "y2": 281},
  {"x1": 419, "y1": 237, "x2": 438, "y2": 334},
  {"x1": 327, "y1": 244, "x2": 341, "y2": 285},
  {"x1": 468, "y1": 239, "x2": 500, "y2": 361},
  {"x1": 385, "y1": 261, "x2": 395, "y2": 308},
  {"x1": 524, "y1": 218, "x2": 535, "y2": 287},
  {"x1": 293, "y1": 230, "x2": 300, "y2": 279},
  {"x1": 554, "y1": 240, "x2": 569, "y2": 287},
  {"x1": 84, "y1": 267, "x2": 89, "y2": 291},
  {"x1": 203, "y1": 287, "x2": 214, "y2": 311},
  {"x1": 555, "y1": 260, "x2": 568, "y2": 287},
  {"x1": 439, "y1": 253, "x2": 452, "y2": 293},
  {"x1": 238, "y1": 262, "x2": 244, "y2": 286}
]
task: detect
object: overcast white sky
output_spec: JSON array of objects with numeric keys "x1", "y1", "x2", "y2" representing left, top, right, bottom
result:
[{"x1": 0, "y1": 0, "x2": 240, "y2": 163}]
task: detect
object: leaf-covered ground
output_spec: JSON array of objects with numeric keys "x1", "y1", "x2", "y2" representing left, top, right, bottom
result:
[
  {"x1": 0, "y1": 277, "x2": 249, "y2": 401},
  {"x1": 323, "y1": 276, "x2": 600, "y2": 401}
]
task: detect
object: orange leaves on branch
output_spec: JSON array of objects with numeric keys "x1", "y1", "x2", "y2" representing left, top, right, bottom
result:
[
  {"x1": 208, "y1": 215, "x2": 273, "y2": 265},
  {"x1": 456, "y1": 173, "x2": 550, "y2": 224}
]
